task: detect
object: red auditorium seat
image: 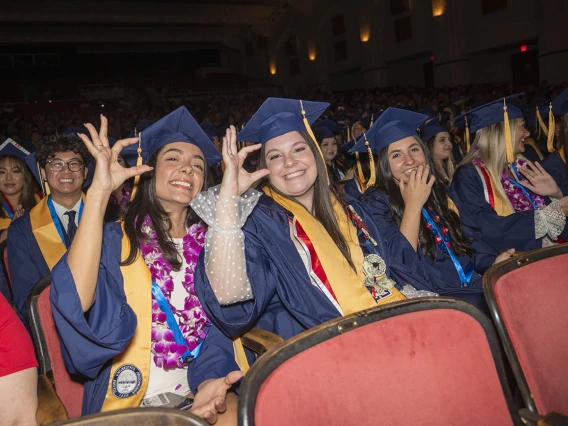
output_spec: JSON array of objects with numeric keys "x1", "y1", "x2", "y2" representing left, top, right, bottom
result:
[
  {"x1": 484, "y1": 244, "x2": 568, "y2": 416},
  {"x1": 238, "y1": 298, "x2": 522, "y2": 426},
  {"x1": 28, "y1": 277, "x2": 84, "y2": 418}
]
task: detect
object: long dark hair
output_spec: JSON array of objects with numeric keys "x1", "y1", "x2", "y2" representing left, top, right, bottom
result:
[
  {"x1": 121, "y1": 145, "x2": 209, "y2": 271},
  {"x1": 374, "y1": 136, "x2": 472, "y2": 259},
  {"x1": 0, "y1": 155, "x2": 39, "y2": 218},
  {"x1": 259, "y1": 131, "x2": 356, "y2": 271}
]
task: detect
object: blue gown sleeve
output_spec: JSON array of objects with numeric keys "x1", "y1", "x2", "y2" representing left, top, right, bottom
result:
[
  {"x1": 7, "y1": 216, "x2": 48, "y2": 330},
  {"x1": 541, "y1": 152, "x2": 568, "y2": 197},
  {"x1": 49, "y1": 223, "x2": 137, "y2": 380},
  {"x1": 194, "y1": 219, "x2": 279, "y2": 339},
  {"x1": 451, "y1": 165, "x2": 541, "y2": 252}
]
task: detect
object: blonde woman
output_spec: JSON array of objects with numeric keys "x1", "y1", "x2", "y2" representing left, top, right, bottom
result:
[{"x1": 451, "y1": 96, "x2": 568, "y2": 252}]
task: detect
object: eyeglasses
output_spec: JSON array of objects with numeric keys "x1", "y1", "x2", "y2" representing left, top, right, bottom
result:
[{"x1": 46, "y1": 159, "x2": 84, "y2": 172}]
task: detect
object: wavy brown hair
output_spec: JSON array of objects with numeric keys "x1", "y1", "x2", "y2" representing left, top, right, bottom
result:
[
  {"x1": 0, "y1": 155, "x2": 39, "y2": 218},
  {"x1": 121, "y1": 145, "x2": 209, "y2": 271},
  {"x1": 259, "y1": 131, "x2": 356, "y2": 271},
  {"x1": 374, "y1": 136, "x2": 472, "y2": 259}
]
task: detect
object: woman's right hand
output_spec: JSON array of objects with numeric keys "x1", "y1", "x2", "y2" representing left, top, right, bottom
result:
[
  {"x1": 218, "y1": 125, "x2": 270, "y2": 197},
  {"x1": 78, "y1": 115, "x2": 153, "y2": 194},
  {"x1": 398, "y1": 164, "x2": 435, "y2": 212}
]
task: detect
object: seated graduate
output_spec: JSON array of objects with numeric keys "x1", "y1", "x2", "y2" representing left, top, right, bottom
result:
[
  {"x1": 190, "y1": 98, "x2": 436, "y2": 345},
  {"x1": 312, "y1": 119, "x2": 351, "y2": 181},
  {"x1": 0, "y1": 140, "x2": 42, "y2": 241},
  {"x1": 541, "y1": 89, "x2": 568, "y2": 197},
  {"x1": 354, "y1": 108, "x2": 512, "y2": 312},
  {"x1": 49, "y1": 109, "x2": 246, "y2": 424},
  {"x1": 420, "y1": 119, "x2": 455, "y2": 187},
  {"x1": 451, "y1": 95, "x2": 568, "y2": 252},
  {"x1": 8, "y1": 134, "x2": 90, "y2": 330}
]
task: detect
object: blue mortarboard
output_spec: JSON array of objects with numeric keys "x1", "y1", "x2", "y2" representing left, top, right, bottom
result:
[
  {"x1": 200, "y1": 123, "x2": 220, "y2": 140},
  {"x1": 236, "y1": 98, "x2": 329, "y2": 144},
  {"x1": 420, "y1": 106, "x2": 438, "y2": 119},
  {"x1": 452, "y1": 94, "x2": 524, "y2": 133},
  {"x1": 0, "y1": 138, "x2": 32, "y2": 161},
  {"x1": 552, "y1": 88, "x2": 568, "y2": 116},
  {"x1": 342, "y1": 140, "x2": 355, "y2": 153},
  {"x1": 524, "y1": 102, "x2": 551, "y2": 130},
  {"x1": 312, "y1": 119, "x2": 341, "y2": 141},
  {"x1": 62, "y1": 127, "x2": 89, "y2": 136},
  {"x1": 419, "y1": 120, "x2": 448, "y2": 142},
  {"x1": 24, "y1": 152, "x2": 44, "y2": 191},
  {"x1": 122, "y1": 107, "x2": 221, "y2": 166},
  {"x1": 350, "y1": 108, "x2": 428, "y2": 154},
  {"x1": 127, "y1": 119, "x2": 155, "y2": 138}
]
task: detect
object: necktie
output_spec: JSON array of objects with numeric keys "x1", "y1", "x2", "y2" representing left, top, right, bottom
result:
[{"x1": 64, "y1": 210, "x2": 77, "y2": 245}]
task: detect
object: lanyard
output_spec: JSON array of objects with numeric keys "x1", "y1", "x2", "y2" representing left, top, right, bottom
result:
[
  {"x1": 151, "y1": 281, "x2": 208, "y2": 363},
  {"x1": 2, "y1": 197, "x2": 13, "y2": 219},
  {"x1": 509, "y1": 163, "x2": 538, "y2": 210},
  {"x1": 46, "y1": 196, "x2": 84, "y2": 247},
  {"x1": 421, "y1": 208, "x2": 473, "y2": 288}
]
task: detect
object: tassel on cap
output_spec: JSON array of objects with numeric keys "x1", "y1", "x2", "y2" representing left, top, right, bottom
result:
[
  {"x1": 355, "y1": 152, "x2": 365, "y2": 184},
  {"x1": 503, "y1": 99, "x2": 515, "y2": 164},
  {"x1": 464, "y1": 115, "x2": 471, "y2": 153},
  {"x1": 130, "y1": 132, "x2": 143, "y2": 199},
  {"x1": 363, "y1": 133, "x2": 376, "y2": 188},
  {"x1": 536, "y1": 106, "x2": 548, "y2": 139},
  {"x1": 300, "y1": 100, "x2": 330, "y2": 184},
  {"x1": 547, "y1": 102, "x2": 556, "y2": 153},
  {"x1": 38, "y1": 163, "x2": 51, "y2": 196}
]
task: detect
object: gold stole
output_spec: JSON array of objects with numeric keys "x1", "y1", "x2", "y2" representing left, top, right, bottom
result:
[
  {"x1": 0, "y1": 215, "x2": 10, "y2": 231},
  {"x1": 29, "y1": 198, "x2": 69, "y2": 270},
  {"x1": 101, "y1": 223, "x2": 152, "y2": 411},
  {"x1": 474, "y1": 165, "x2": 514, "y2": 217},
  {"x1": 263, "y1": 188, "x2": 377, "y2": 315}
]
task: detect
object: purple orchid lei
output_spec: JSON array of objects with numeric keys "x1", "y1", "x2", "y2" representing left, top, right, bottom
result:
[
  {"x1": 109, "y1": 184, "x2": 132, "y2": 206},
  {"x1": 473, "y1": 157, "x2": 546, "y2": 212},
  {"x1": 139, "y1": 214, "x2": 209, "y2": 370}
]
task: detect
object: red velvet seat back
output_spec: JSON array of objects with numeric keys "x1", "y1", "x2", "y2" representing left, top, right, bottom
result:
[
  {"x1": 494, "y1": 254, "x2": 568, "y2": 414},
  {"x1": 37, "y1": 286, "x2": 84, "y2": 418},
  {"x1": 253, "y1": 308, "x2": 514, "y2": 426}
]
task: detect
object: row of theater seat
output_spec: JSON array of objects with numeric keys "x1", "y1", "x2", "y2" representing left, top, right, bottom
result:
[{"x1": 8, "y1": 243, "x2": 568, "y2": 425}]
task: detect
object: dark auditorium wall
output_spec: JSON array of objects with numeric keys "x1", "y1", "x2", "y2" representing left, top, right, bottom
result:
[{"x1": 242, "y1": 0, "x2": 568, "y2": 90}]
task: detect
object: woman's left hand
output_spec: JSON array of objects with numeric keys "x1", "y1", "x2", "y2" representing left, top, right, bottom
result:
[
  {"x1": 191, "y1": 370, "x2": 243, "y2": 424},
  {"x1": 493, "y1": 248, "x2": 515, "y2": 265},
  {"x1": 517, "y1": 161, "x2": 562, "y2": 198}
]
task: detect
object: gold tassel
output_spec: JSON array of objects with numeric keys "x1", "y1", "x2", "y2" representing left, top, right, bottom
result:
[
  {"x1": 300, "y1": 100, "x2": 329, "y2": 184},
  {"x1": 503, "y1": 100, "x2": 515, "y2": 164},
  {"x1": 369, "y1": 114, "x2": 374, "y2": 128},
  {"x1": 547, "y1": 102, "x2": 555, "y2": 153},
  {"x1": 130, "y1": 132, "x2": 143, "y2": 199},
  {"x1": 355, "y1": 152, "x2": 365, "y2": 183},
  {"x1": 38, "y1": 163, "x2": 50, "y2": 196},
  {"x1": 464, "y1": 116, "x2": 471, "y2": 153},
  {"x1": 346, "y1": 125, "x2": 351, "y2": 142},
  {"x1": 364, "y1": 133, "x2": 376, "y2": 189},
  {"x1": 536, "y1": 106, "x2": 548, "y2": 137}
]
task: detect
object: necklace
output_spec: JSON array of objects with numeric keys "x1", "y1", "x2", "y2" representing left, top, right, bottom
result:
[{"x1": 139, "y1": 215, "x2": 209, "y2": 370}]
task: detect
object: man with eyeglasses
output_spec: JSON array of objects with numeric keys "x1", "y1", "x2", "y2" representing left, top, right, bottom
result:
[{"x1": 8, "y1": 134, "x2": 90, "y2": 330}]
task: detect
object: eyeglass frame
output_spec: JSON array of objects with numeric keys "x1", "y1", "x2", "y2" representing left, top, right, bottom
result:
[{"x1": 45, "y1": 159, "x2": 85, "y2": 172}]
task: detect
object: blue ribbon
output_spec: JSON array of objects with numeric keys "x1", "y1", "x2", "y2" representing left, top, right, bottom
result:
[
  {"x1": 421, "y1": 208, "x2": 474, "y2": 288},
  {"x1": 2, "y1": 200, "x2": 13, "y2": 220},
  {"x1": 151, "y1": 281, "x2": 208, "y2": 363},
  {"x1": 46, "y1": 196, "x2": 84, "y2": 247},
  {"x1": 509, "y1": 163, "x2": 538, "y2": 210}
]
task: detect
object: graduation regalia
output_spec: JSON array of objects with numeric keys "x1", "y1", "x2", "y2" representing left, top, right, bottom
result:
[
  {"x1": 541, "y1": 151, "x2": 568, "y2": 198},
  {"x1": 194, "y1": 194, "x2": 434, "y2": 340}
]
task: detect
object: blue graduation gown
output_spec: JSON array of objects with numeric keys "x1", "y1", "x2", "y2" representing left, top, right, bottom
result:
[
  {"x1": 8, "y1": 213, "x2": 51, "y2": 330},
  {"x1": 451, "y1": 164, "x2": 544, "y2": 252},
  {"x1": 50, "y1": 223, "x2": 245, "y2": 415},
  {"x1": 542, "y1": 151, "x2": 568, "y2": 197},
  {"x1": 194, "y1": 194, "x2": 434, "y2": 341},
  {"x1": 360, "y1": 187, "x2": 496, "y2": 312},
  {"x1": 342, "y1": 179, "x2": 363, "y2": 200}
]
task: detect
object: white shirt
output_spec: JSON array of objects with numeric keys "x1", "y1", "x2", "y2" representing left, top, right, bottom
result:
[
  {"x1": 51, "y1": 198, "x2": 82, "y2": 230},
  {"x1": 142, "y1": 238, "x2": 192, "y2": 403}
]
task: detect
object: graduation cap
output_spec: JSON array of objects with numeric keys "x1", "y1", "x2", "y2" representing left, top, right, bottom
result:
[
  {"x1": 312, "y1": 119, "x2": 341, "y2": 142},
  {"x1": 123, "y1": 106, "x2": 221, "y2": 167},
  {"x1": 419, "y1": 119, "x2": 448, "y2": 142},
  {"x1": 552, "y1": 88, "x2": 568, "y2": 116},
  {"x1": 0, "y1": 138, "x2": 31, "y2": 161},
  {"x1": 62, "y1": 127, "x2": 89, "y2": 136},
  {"x1": 237, "y1": 98, "x2": 329, "y2": 145},
  {"x1": 452, "y1": 94, "x2": 524, "y2": 162},
  {"x1": 350, "y1": 108, "x2": 428, "y2": 190},
  {"x1": 200, "y1": 123, "x2": 220, "y2": 141},
  {"x1": 420, "y1": 106, "x2": 438, "y2": 119},
  {"x1": 237, "y1": 98, "x2": 329, "y2": 182},
  {"x1": 127, "y1": 119, "x2": 154, "y2": 138}
]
